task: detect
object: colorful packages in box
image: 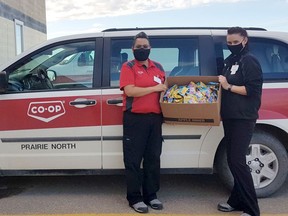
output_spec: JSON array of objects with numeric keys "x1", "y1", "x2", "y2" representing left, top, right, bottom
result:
[
  {"x1": 160, "y1": 76, "x2": 221, "y2": 126},
  {"x1": 162, "y1": 81, "x2": 219, "y2": 104}
]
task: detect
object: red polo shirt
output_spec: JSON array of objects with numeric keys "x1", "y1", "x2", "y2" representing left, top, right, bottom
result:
[{"x1": 120, "y1": 59, "x2": 165, "y2": 114}]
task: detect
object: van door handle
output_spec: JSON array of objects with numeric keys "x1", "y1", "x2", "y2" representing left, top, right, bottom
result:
[
  {"x1": 107, "y1": 98, "x2": 123, "y2": 106},
  {"x1": 69, "y1": 98, "x2": 97, "y2": 108}
]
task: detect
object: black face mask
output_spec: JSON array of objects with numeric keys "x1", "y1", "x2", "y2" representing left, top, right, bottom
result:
[
  {"x1": 227, "y1": 43, "x2": 244, "y2": 55},
  {"x1": 133, "y1": 48, "x2": 150, "y2": 61}
]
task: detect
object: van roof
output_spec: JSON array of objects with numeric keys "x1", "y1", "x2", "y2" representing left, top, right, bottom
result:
[{"x1": 102, "y1": 27, "x2": 267, "y2": 32}]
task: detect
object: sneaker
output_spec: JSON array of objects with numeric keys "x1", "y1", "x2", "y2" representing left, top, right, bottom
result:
[
  {"x1": 130, "y1": 201, "x2": 148, "y2": 213},
  {"x1": 241, "y1": 213, "x2": 252, "y2": 216},
  {"x1": 217, "y1": 202, "x2": 236, "y2": 212},
  {"x1": 147, "y1": 199, "x2": 163, "y2": 210}
]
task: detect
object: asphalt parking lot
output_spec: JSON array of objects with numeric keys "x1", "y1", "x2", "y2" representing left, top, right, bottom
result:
[{"x1": 0, "y1": 174, "x2": 287, "y2": 215}]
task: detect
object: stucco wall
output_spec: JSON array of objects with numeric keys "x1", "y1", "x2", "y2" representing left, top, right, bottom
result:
[
  {"x1": 0, "y1": 0, "x2": 46, "y2": 24},
  {"x1": 0, "y1": 0, "x2": 47, "y2": 66}
]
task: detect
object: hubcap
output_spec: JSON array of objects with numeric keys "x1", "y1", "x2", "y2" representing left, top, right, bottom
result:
[{"x1": 246, "y1": 144, "x2": 278, "y2": 189}]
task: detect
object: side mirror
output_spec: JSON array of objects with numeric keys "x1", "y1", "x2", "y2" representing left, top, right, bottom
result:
[{"x1": 0, "y1": 71, "x2": 8, "y2": 93}]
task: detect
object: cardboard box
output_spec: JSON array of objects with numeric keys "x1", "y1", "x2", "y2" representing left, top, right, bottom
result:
[{"x1": 160, "y1": 76, "x2": 221, "y2": 126}]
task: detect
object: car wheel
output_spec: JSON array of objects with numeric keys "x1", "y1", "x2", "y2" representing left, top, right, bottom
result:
[{"x1": 215, "y1": 131, "x2": 288, "y2": 198}]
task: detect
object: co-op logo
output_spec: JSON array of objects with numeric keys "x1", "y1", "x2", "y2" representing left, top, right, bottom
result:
[{"x1": 27, "y1": 101, "x2": 66, "y2": 122}]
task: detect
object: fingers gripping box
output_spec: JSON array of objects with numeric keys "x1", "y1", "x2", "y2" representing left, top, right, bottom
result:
[{"x1": 160, "y1": 76, "x2": 221, "y2": 126}]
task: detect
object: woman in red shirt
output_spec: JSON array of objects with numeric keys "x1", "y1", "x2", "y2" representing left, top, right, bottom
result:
[{"x1": 120, "y1": 32, "x2": 167, "y2": 213}]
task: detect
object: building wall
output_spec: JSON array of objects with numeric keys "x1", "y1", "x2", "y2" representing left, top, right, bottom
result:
[{"x1": 0, "y1": 0, "x2": 46, "y2": 66}]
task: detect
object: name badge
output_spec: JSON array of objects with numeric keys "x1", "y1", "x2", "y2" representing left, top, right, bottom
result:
[
  {"x1": 230, "y1": 65, "x2": 239, "y2": 75},
  {"x1": 154, "y1": 76, "x2": 162, "y2": 84}
]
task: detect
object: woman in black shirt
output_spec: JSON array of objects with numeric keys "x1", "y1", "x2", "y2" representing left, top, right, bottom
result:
[{"x1": 218, "y1": 27, "x2": 263, "y2": 216}]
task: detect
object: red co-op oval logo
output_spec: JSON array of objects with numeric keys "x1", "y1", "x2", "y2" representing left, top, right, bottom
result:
[{"x1": 27, "y1": 101, "x2": 66, "y2": 122}]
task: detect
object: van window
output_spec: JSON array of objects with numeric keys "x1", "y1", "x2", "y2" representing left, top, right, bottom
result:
[
  {"x1": 7, "y1": 41, "x2": 96, "y2": 91},
  {"x1": 214, "y1": 37, "x2": 288, "y2": 80},
  {"x1": 110, "y1": 38, "x2": 199, "y2": 87},
  {"x1": 249, "y1": 38, "x2": 288, "y2": 80}
]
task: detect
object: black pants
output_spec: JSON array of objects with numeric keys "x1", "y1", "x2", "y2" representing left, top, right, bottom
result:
[
  {"x1": 223, "y1": 119, "x2": 260, "y2": 216},
  {"x1": 123, "y1": 111, "x2": 163, "y2": 205}
]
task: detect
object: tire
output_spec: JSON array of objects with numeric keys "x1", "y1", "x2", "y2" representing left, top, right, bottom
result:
[{"x1": 215, "y1": 131, "x2": 288, "y2": 198}]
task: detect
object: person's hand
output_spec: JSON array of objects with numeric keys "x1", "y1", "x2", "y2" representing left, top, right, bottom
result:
[
  {"x1": 218, "y1": 75, "x2": 230, "y2": 90},
  {"x1": 153, "y1": 84, "x2": 167, "y2": 92}
]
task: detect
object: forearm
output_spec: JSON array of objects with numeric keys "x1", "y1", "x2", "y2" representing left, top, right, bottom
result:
[
  {"x1": 124, "y1": 85, "x2": 156, "y2": 97},
  {"x1": 228, "y1": 84, "x2": 247, "y2": 96}
]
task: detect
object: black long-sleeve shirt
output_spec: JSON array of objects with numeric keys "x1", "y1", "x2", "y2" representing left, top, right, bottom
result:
[{"x1": 220, "y1": 48, "x2": 263, "y2": 120}]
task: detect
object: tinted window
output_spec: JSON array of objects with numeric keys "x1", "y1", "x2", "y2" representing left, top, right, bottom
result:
[
  {"x1": 110, "y1": 37, "x2": 199, "y2": 87},
  {"x1": 249, "y1": 38, "x2": 288, "y2": 80},
  {"x1": 7, "y1": 41, "x2": 96, "y2": 91},
  {"x1": 214, "y1": 36, "x2": 288, "y2": 80}
]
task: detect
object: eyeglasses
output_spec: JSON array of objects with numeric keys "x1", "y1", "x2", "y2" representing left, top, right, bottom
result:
[{"x1": 134, "y1": 45, "x2": 150, "y2": 49}]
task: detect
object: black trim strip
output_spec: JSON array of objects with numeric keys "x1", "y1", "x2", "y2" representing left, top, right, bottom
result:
[
  {"x1": 163, "y1": 135, "x2": 201, "y2": 139},
  {"x1": 1, "y1": 137, "x2": 101, "y2": 143},
  {"x1": 1, "y1": 134, "x2": 202, "y2": 143},
  {"x1": 101, "y1": 135, "x2": 201, "y2": 141},
  {"x1": 0, "y1": 168, "x2": 213, "y2": 176},
  {"x1": 0, "y1": 2, "x2": 46, "y2": 33},
  {"x1": 103, "y1": 136, "x2": 123, "y2": 141}
]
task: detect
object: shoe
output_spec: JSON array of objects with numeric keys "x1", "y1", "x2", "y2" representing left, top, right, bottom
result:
[
  {"x1": 146, "y1": 199, "x2": 163, "y2": 210},
  {"x1": 241, "y1": 213, "x2": 252, "y2": 216},
  {"x1": 130, "y1": 201, "x2": 148, "y2": 213},
  {"x1": 217, "y1": 202, "x2": 235, "y2": 212}
]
